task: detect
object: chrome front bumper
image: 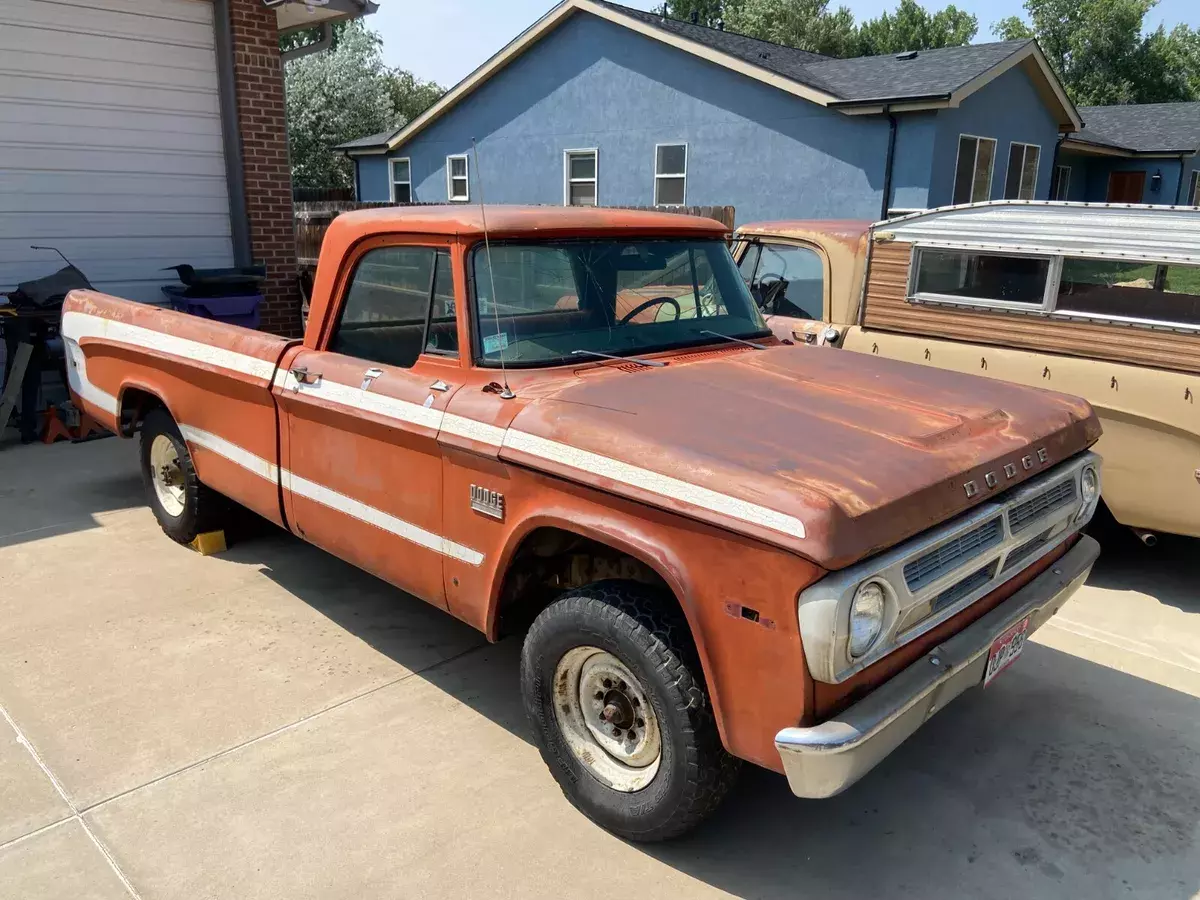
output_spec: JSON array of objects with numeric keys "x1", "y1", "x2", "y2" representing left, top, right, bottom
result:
[{"x1": 775, "y1": 535, "x2": 1100, "y2": 799}]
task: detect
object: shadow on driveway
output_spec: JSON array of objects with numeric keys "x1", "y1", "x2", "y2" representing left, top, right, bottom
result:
[{"x1": 227, "y1": 523, "x2": 1200, "y2": 899}]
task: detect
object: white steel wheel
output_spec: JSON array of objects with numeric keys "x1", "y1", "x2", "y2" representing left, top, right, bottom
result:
[
  {"x1": 149, "y1": 433, "x2": 187, "y2": 518},
  {"x1": 553, "y1": 645, "x2": 662, "y2": 792}
]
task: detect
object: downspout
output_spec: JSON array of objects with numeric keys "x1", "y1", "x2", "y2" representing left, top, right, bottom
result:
[
  {"x1": 880, "y1": 107, "x2": 897, "y2": 220},
  {"x1": 1049, "y1": 134, "x2": 1065, "y2": 199},
  {"x1": 213, "y1": 0, "x2": 252, "y2": 267},
  {"x1": 1173, "y1": 153, "x2": 1188, "y2": 205}
]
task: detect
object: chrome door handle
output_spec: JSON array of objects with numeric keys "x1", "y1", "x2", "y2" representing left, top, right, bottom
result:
[{"x1": 290, "y1": 365, "x2": 322, "y2": 391}]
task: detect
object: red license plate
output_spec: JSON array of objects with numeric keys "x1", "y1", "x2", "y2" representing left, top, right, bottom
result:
[{"x1": 983, "y1": 616, "x2": 1031, "y2": 686}]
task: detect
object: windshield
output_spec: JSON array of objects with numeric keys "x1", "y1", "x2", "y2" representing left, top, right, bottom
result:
[{"x1": 471, "y1": 239, "x2": 767, "y2": 366}]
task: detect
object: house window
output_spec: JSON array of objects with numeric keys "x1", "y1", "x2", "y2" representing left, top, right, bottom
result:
[
  {"x1": 1051, "y1": 165, "x2": 1071, "y2": 201},
  {"x1": 446, "y1": 155, "x2": 469, "y2": 202},
  {"x1": 913, "y1": 248, "x2": 1052, "y2": 309},
  {"x1": 564, "y1": 149, "x2": 597, "y2": 206},
  {"x1": 654, "y1": 143, "x2": 687, "y2": 206},
  {"x1": 1003, "y1": 142, "x2": 1040, "y2": 200},
  {"x1": 952, "y1": 135, "x2": 996, "y2": 205},
  {"x1": 1188, "y1": 170, "x2": 1200, "y2": 206},
  {"x1": 390, "y1": 158, "x2": 412, "y2": 204}
]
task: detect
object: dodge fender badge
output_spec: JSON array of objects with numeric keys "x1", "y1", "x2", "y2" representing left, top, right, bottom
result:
[{"x1": 470, "y1": 484, "x2": 505, "y2": 520}]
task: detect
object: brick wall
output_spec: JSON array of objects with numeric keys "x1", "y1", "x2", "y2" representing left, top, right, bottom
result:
[{"x1": 228, "y1": 0, "x2": 298, "y2": 335}]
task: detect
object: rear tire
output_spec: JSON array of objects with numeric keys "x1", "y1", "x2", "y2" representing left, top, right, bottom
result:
[
  {"x1": 521, "y1": 581, "x2": 739, "y2": 841},
  {"x1": 139, "y1": 408, "x2": 225, "y2": 544}
]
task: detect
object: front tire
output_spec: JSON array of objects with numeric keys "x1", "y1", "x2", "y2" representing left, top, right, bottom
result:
[
  {"x1": 521, "y1": 581, "x2": 739, "y2": 841},
  {"x1": 139, "y1": 408, "x2": 225, "y2": 544}
]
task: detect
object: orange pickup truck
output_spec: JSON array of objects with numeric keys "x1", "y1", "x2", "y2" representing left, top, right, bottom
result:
[{"x1": 62, "y1": 206, "x2": 1102, "y2": 840}]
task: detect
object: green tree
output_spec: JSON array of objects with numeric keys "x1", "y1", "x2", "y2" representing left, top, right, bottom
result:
[
  {"x1": 726, "y1": 0, "x2": 859, "y2": 57},
  {"x1": 664, "y1": 0, "x2": 726, "y2": 26},
  {"x1": 854, "y1": 0, "x2": 976, "y2": 56},
  {"x1": 669, "y1": 0, "x2": 979, "y2": 58},
  {"x1": 283, "y1": 22, "x2": 446, "y2": 189},
  {"x1": 284, "y1": 21, "x2": 396, "y2": 189},
  {"x1": 386, "y1": 69, "x2": 445, "y2": 125},
  {"x1": 993, "y1": 0, "x2": 1198, "y2": 104}
]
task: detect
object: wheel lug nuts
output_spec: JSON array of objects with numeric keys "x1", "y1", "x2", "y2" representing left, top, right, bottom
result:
[
  {"x1": 635, "y1": 718, "x2": 644, "y2": 727},
  {"x1": 603, "y1": 678, "x2": 612, "y2": 688},
  {"x1": 611, "y1": 727, "x2": 621, "y2": 737},
  {"x1": 632, "y1": 698, "x2": 640, "y2": 707},
  {"x1": 594, "y1": 691, "x2": 604, "y2": 700},
  {"x1": 618, "y1": 680, "x2": 626, "y2": 691}
]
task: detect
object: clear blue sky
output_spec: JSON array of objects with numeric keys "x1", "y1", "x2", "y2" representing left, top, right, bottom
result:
[{"x1": 374, "y1": 0, "x2": 1197, "y2": 87}]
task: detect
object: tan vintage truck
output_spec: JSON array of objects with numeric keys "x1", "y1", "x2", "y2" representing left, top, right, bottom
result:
[
  {"x1": 62, "y1": 205, "x2": 1101, "y2": 840},
  {"x1": 737, "y1": 201, "x2": 1199, "y2": 543}
]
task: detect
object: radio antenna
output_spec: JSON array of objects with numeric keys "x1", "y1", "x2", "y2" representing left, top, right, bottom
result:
[{"x1": 472, "y1": 137, "x2": 514, "y2": 400}]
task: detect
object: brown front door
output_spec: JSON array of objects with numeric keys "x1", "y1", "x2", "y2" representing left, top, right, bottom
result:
[{"x1": 1107, "y1": 171, "x2": 1146, "y2": 203}]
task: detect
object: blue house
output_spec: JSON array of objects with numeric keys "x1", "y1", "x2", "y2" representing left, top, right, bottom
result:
[
  {"x1": 1054, "y1": 102, "x2": 1200, "y2": 206},
  {"x1": 335, "y1": 0, "x2": 1190, "y2": 222}
]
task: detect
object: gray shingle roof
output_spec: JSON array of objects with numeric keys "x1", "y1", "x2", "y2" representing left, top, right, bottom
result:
[
  {"x1": 594, "y1": 1, "x2": 1034, "y2": 103},
  {"x1": 1072, "y1": 102, "x2": 1200, "y2": 153},
  {"x1": 333, "y1": 128, "x2": 401, "y2": 151}
]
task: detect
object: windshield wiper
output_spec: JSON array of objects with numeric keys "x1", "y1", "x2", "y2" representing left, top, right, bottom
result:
[
  {"x1": 570, "y1": 349, "x2": 666, "y2": 368},
  {"x1": 698, "y1": 329, "x2": 768, "y2": 350}
]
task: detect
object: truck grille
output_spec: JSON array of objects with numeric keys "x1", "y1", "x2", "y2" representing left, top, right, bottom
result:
[
  {"x1": 931, "y1": 562, "x2": 997, "y2": 613},
  {"x1": 903, "y1": 518, "x2": 1003, "y2": 591},
  {"x1": 1010, "y1": 479, "x2": 1077, "y2": 533}
]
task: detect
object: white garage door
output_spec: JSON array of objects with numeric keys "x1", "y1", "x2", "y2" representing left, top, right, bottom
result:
[{"x1": 0, "y1": 0, "x2": 233, "y2": 304}]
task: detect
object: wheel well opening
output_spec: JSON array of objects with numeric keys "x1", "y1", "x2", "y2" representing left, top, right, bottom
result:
[
  {"x1": 494, "y1": 527, "x2": 676, "y2": 638},
  {"x1": 118, "y1": 388, "x2": 165, "y2": 437}
]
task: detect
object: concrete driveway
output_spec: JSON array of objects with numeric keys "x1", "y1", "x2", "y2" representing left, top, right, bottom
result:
[{"x1": 1, "y1": 437, "x2": 1198, "y2": 900}]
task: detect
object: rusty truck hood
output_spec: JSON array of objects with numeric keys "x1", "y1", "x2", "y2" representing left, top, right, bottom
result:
[{"x1": 500, "y1": 346, "x2": 1100, "y2": 569}]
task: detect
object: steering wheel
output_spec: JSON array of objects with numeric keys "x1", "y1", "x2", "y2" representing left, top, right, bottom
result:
[
  {"x1": 756, "y1": 276, "x2": 789, "y2": 314},
  {"x1": 618, "y1": 296, "x2": 681, "y2": 325}
]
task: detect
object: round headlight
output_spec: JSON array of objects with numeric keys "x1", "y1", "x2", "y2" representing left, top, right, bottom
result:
[
  {"x1": 1080, "y1": 465, "x2": 1099, "y2": 506},
  {"x1": 849, "y1": 581, "x2": 886, "y2": 658}
]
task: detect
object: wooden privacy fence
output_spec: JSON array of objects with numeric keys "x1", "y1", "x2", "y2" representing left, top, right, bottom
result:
[{"x1": 294, "y1": 202, "x2": 736, "y2": 267}]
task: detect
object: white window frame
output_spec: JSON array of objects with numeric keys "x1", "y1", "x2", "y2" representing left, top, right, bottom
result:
[
  {"x1": 446, "y1": 154, "x2": 469, "y2": 202},
  {"x1": 389, "y1": 157, "x2": 412, "y2": 204},
  {"x1": 952, "y1": 134, "x2": 997, "y2": 205},
  {"x1": 1003, "y1": 141, "x2": 1041, "y2": 200},
  {"x1": 905, "y1": 243, "x2": 1200, "y2": 334},
  {"x1": 654, "y1": 142, "x2": 688, "y2": 206},
  {"x1": 1052, "y1": 164, "x2": 1071, "y2": 201},
  {"x1": 1188, "y1": 170, "x2": 1200, "y2": 206},
  {"x1": 907, "y1": 245, "x2": 1061, "y2": 313},
  {"x1": 562, "y1": 148, "x2": 598, "y2": 206}
]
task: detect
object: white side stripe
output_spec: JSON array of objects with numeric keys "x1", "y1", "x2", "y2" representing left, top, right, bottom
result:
[
  {"x1": 63, "y1": 338, "x2": 118, "y2": 416},
  {"x1": 502, "y1": 430, "x2": 808, "y2": 539},
  {"x1": 441, "y1": 413, "x2": 507, "y2": 446},
  {"x1": 178, "y1": 425, "x2": 279, "y2": 482},
  {"x1": 179, "y1": 426, "x2": 484, "y2": 566},
  {"x1": 275, "y1": 368, "x2": 444, "y2": 431},
  {"x1": 66, "y1": 310, "x2": 807, "y2": 543},
  {"x1": 280, "y1": 470, "x2": 484, "y2": 566},
  {"x1": 62, "y1": 311, "x2": 277, "y2": 381}
]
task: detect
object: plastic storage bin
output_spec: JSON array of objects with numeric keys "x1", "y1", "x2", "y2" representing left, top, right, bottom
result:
[{"x1": 162, "y1": 285, "x2": 263, "y2": 330}]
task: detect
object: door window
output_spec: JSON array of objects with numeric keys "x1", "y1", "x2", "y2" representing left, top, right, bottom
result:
[
  {"x1": 750, "y1": 243, "x2": 825, "y2": 319},
  {"x1": 331, "y1": 246, "x2": 458, "y2": 367}
]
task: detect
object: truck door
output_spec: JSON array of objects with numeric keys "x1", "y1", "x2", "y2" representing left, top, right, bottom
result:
[{"x1": 272, "y1": 240, "x2": 469, "y2": 609}]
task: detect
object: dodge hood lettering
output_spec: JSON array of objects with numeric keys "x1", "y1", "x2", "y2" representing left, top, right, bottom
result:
[{"x1": 499, "y1": 346, "x2": 1100, "y2": 569}]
